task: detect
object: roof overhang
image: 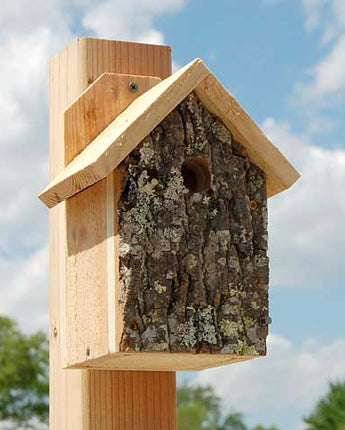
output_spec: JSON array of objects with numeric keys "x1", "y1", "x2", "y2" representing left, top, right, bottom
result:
[{"x1": 39, "y1": 58, "x2": 300, "y2": 208}]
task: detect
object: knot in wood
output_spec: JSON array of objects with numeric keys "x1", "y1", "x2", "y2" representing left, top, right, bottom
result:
[{"x1": 249, "y1": 200, "x2": 258, "y2": 211}]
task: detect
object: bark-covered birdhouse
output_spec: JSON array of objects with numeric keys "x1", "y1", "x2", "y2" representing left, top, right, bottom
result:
[{"x1": 39, "y1": 59, "x2": 299, "y2": 371}]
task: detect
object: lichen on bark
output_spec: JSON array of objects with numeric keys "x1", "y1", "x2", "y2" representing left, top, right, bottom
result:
[{"x1": 117, "y1": 92, "x2": 269, "y2": 355}]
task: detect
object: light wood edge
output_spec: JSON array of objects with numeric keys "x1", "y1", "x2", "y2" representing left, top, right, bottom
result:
[
  {"x1": 113, "y1": 169, "x2": 124, "y2": 351},
  {"x1": 66, "y1": 352, "x2": 257, "y2": 372},
  {"x1": 194, "y1": 75, "x2": 300, "y2": 197},
  {"x1": 106, "y1": 173, "x2": 116, "y2": 353},
  {"x1": 49, "y1": 37, "x2": 90, "y2": 430},
  {"x1": 38, "y1": 58, "x2": 209, "y2": 207}
]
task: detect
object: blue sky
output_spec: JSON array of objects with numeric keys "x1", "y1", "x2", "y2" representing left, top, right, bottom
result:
[
  {"x1": 0, "y1": 0, "x2": 344, "y2": 429},
  {"x1": 159, "y1": 0, "x2": 345, "y2": 146}
]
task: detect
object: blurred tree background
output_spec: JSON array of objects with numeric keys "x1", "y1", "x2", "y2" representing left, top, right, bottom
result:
[
  {"x1": 177, "y1": 383, "x2": 277, "y2": 430},
  {"x1": 304, "y1": 381, "x2": 345, "y2": 430},
  {"x1": 0, "y1": 316, "x2": 48, "y2": 429},
  {"x1": 1, "y1": 314, "x2": 345, "y2": 429}
]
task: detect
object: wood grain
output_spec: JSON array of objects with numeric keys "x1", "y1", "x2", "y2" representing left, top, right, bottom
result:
[
  {"x1": 68, "y1": 352, "x2": 254, "y2": 371},
  {"x1": 64, "y1": 73, "x2": 161, "y2": 164},
  {"x1": 88, "y1": 371, "x2": 176, "y2": 430},
  {"x1": 48, "y1": 37, "x2": 175, "y2": 430},
  {"x1": 63, "y1": 73, "x2": 161, "y2": 367}
]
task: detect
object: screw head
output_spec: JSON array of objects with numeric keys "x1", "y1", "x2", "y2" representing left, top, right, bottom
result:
[
  {"x1": 129, "y1": 81, "x2": 138, "y2": 92},
  {"x1": 260, "y1": 316, "x2": 272, "y2": 325}
]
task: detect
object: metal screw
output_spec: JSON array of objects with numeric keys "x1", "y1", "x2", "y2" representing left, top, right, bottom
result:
[
  {"x1": 86, "y1": 347, "x2": 90, "y2": 356},
  {"x1": 53, "y1": 327, "x2": 58, "y2": 337},
  {"x1": 260, "y1": 316, "x2": 272, "y2": 325},
  {"x1": 129, "y1": 81, "x2": 138, "y2": 92}
]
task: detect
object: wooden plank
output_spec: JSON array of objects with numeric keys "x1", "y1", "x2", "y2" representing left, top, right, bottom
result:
[
  {"x1": 40, "y1": 58, "x2": 299, "y2": 208},
  {"x1": 87, "y1": 371, "x2": 176, "y2": 430},
  {"x1": 64, "y1": 72, "x2": 161, "y2": 163},
  {"x1": 49, "y1": 38, "x2": 89, "y2": 430},
  {"x1": 48, "y1": 37, "x2": 175, "y2": 430},
  {"x1": 64, "y1": 73, "x2": 161, "y2": 368},
  {"x1": 67, "y1": 352, "x2": 254, "y2": 371},
  {"x1": 65, "y1": 179, "x2": 109, "y2": 366}
]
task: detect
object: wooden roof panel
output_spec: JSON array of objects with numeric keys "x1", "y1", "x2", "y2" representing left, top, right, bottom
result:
[{"x1": 39, "y1": 58, "x2": 299, "y2": 208}]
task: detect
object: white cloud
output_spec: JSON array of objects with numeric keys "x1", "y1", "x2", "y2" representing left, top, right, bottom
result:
[
  {"x1": 0, "y1": 0, "x2": 71, "y2": 39},
  {"x1": 0, "y1": 4, "x2": 73, "y2": 334},
  {"x1": 0, "y1": 30, "x2": 68, "y2": 260},
  {"x1": 82, "y1": 0, "x2": 188, "y2": 44},
  {"x1": 333, "y1": 0, "x2": 345, "y2": 28},
  {"x1": 0, "y1": 0, "x2": 79, "y2": 257},
  {"x1": 0, "y1": 246, "x2": 48, "y2": 333},
  {"x1": 195, "y1": 333, "x2": 345, "y2": 429},
  {"x1": 262, "y1": 118, "x2": 345, "y2": 288},
  {"x1": 295, "y1": 35, "x2": 345, "y2": 104},
  {"x1": 299, "y1": 0, "x2": 345, "y2": 36},
  {"x1": 296, "y1": 0, "x2": 345, "y2": 106}
]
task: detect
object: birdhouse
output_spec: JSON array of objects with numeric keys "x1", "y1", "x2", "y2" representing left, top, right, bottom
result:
[{"x1": 39, "y1": 58, "x2": 299, "y2": 371}]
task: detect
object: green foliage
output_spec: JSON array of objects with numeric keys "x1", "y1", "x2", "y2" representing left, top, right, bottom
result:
[
  {"x1": 177, "y1": 384, "x2": 223, "y2": 429},
  {"x1": 0, "y1": 316, "x2": 49, "y2": 427},
  {"x1": 252, "y1": 426, "x2": 279, "y2": 430},
  {"x1": 222, "y1": 412, "x2": 247, "y2": 430},
  {"x1": 304, "y1": 381, "x2": 345, "y2": 430},
  {"x1": 177, "y1": 383, "x2": 278, "y2": 430}
]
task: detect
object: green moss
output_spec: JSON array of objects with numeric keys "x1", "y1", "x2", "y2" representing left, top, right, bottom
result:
[
  {"x1": 236, "y1": 340, "x2": 258, "y2": 356},
  {"x1": 163, "y1": 227, "x2": 182, "y2": 242},
  {"x1": 251, "y1": 300, "x2": 260, "y2": 311},
  {"x1": 179, "y1": 305, "x2": 218, "y2": 347},
  {"x1": 208, "y1": 207, "x2": 219, "y2": 219},
  {"x1": 165, "y1": 168, "x2": 188, "y2": 201},
  {"x1": 125, "y1": 169, "x2": 162, "y2": 239},
  {"x1": 219, "y1": 320, "x2": 238, "y2": 337},
  {"x1": 142, "y1": 315, "x2": 151, "y2": 326},
  {"x1": 179, "y1": 318, "x2": 197, "y2": 348},
  {"x1": 154, "y1": 281, "x2": 167, "y2": 294},
  {"x1": 197, "y1": 306, "x2": 217, "y2": 345},
  {"x1": 183, "y1": 254, "x2": 198, "y2": 271},
  {"x1": 243, "y1": 316, "x2": 256, "y2": 330},
  {"x1": 242, "y1": 345, "x2": 258, "y2": 355},
  {"x1": 139, "y1": 139, "x2": 156, "y2": 167}
]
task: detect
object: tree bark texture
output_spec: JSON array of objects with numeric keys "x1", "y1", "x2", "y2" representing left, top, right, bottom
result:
[{"x1": 118, "y1": 92, "x2": 269, "y2": 356}]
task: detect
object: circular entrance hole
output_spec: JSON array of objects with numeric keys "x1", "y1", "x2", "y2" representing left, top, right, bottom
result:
[{"x1": 181, "y1": 158, "x2": 211, "y2": 193}]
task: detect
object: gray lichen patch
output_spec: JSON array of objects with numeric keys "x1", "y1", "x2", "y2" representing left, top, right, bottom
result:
[{"x1": 117, "y1": 92, "x2": 269, "y2": 356}]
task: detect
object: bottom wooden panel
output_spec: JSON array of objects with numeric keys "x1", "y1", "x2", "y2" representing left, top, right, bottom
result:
[
  {"x1": 88, "y1": 370, "x2": 176, "y2": 430},
  {"x1": 67, "y1": 352, "x2": 256, "y2": 371}
]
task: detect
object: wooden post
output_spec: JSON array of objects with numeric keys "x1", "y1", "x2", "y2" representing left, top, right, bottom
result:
[{"x1": 49, "y1": 38, "x2": 176, "y2": 429}]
